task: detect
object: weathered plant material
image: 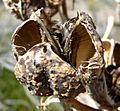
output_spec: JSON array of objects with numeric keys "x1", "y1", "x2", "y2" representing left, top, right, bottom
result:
[
  {"x1": 113, "y1": 42, "x2": 120, "y2": 67},
  {"x1": 2, "y1": 0, "x2": 120, "y2": 110},
  {"x1": 102, "y1": 40, "x2": 120, "y2": 108},
  {"x1": 3, "y1": 0, "x2": 68, "y2": 21},
  {"x1": 102, "y1": 39, "x2": 120, "y2": 68},
  {"x1": 102, "y1": 39, "x2": 115, "y2": 67},
  {"x1": 61, "y1": 98, "x2": 101, "y2": 111},
  {"x1": 84, "y1": 38, "x2": 120, "y2": 109},
  {"x1": 3, "y1": 0, "x2": 45, "y2": 20},
  {"x1": 12, "y1": 10, "x2": 104, "y2": 100}
]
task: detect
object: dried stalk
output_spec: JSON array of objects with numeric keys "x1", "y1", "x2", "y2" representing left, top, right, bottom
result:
[{"x1": 103, "y1": 16, "x2": 114, "y2": 39}]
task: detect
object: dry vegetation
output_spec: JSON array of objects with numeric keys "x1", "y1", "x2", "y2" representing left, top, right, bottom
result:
[{"x1": 0, "y1": 0, "x2": 120, "y2": 111}]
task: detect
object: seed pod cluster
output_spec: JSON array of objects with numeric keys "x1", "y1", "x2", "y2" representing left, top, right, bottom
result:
[
  {"x1": 3, "y1": 0, "x2": 68, "y2": 20},
  {"x1": 12, "y1": 11, "x2": 104, "y2": 98}
]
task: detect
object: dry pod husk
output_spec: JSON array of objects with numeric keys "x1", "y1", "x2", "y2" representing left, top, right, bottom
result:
[
  {"x1": 12, "y1": 11, "x2": 104, "y2": 98},
  {"x1": 86, "y1": 38, "x2": 120, "y2": 108},
  {"x1": 113, "y1": 42, "x2": 120, "y2": 67},
  {"x1": 3, "y1": 0, "x2": 68, "y2": 21},
  {"x1": 104, "y1": 65, "x2": 120, "y2": 107},
  {"x1": 3, "y1": 0, "x2": 45, "y2": 20},
  {"x1": 101, "y1": 39, "x2": 120, "y2": 107},
  {"x1": 102, "y1": 39, "x2": 120, "y2": 67}
]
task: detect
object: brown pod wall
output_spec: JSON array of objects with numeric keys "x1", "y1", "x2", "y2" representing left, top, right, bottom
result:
[{"x1": 11, "y1": 10, "x2": 104, "y2": 98}]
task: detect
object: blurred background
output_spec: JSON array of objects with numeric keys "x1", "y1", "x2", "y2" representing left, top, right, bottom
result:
[{"x1": 0, "y1": 0, "x2": 119, "y2": 111}]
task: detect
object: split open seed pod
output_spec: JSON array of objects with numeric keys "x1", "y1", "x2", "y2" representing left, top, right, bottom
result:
[
  {"x1": 12, "y1": 18, "x2": 83, "y2": 97},
  {"x1": 11, "y1": 18, "x2": 55, "y2": 96},
  {"x1": 85, "y1": 38, "x2": 120, "y2": 107},
  {"x1": 11, "y1": 11, "x2": 66, "y2": 96},
  {"x1": 12, "y1": 11, "x2": 104, "y2": 98},
  {"x1": 61, "y1": 12, "x2": 104, "y2": 84}
]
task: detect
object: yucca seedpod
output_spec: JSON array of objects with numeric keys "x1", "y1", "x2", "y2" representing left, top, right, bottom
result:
[
  {"x1": 3, "y1": 0, "x2": 68, "y2": 21},
  {"x1": 102, "y1": 39, "x2": 120, "y2": 67},
  {"x1": 102, "y1": 40, "x2": 120, "y2": 107},
  {"x1": 12, "y1": 11, "x2": 104, "y2": 98},
  {"x1": 61, "y1": 12, "x2": 104, "y2": 86},
  {"x1": 85, "y1": 38, "x2": 120, "y2": 107},
  {"x1": 3, "y1": 0, "x2": 46, "y2": 20},
  {"x1": 104, "y1": 65, "x2": 120, "y2": 107},
  {"x1": 15, "y1": 42, "x2": 83, "y2": 97},
  {"x1": 12, "y1": 18, "x2": 83, "y2": 97}
]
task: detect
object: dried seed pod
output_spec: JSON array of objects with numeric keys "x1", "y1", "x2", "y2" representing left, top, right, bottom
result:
[
  {"x1": 11, "y1": 18, "x2": 55, "y2": 96},
  {"x1": 62, "y1": 12, "x2": 120, "y2": 108},
  {"x1": 61, "y1": 12, "x2": 104, "y2": 86},
  {"x1": 102, "y1": 39, "x2": 120, "y2": 67},
  {"x1": 62, "y1": 12, "x2": 104, "y2": 68},
  {"x1": 12, "y1": 19, "x2": 42, "y2": 60},
  {"x1": 12, "y1": 11, "x2": 104, "y2": 98},
  {"x1": 15, "y1": 42, "x2": 83, "y2": 97},
  {"x1": 102, "y1": 40, "x2": 120, "y2": 107},
  {"x1": 86, "y1": 38, "x2": 120, "y2": 108},
  {"x1": 110, "y1": 67, "x2": 120, "y2": 106},
  {"x1": 48, "y1": 12, "x2": 104, "y2": 97},
  {"x1": 113, "y1": 42, "x2": 120, "y2": 67},
  {"x1": 3, "y1": 0, "x2": 68, "y2": 21},
  {"x1": 104, "y1": 65, "x2": 120, "y2": 107},
  {"x1": 12, "y1": 13, "x2": 62, "y2": 60},
  {"x1": 3, "y1": 0, "x2": 46, "y2": 20},
  {"x1": 12, "y1": 14, "x2": 84, "y2": 97}
]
